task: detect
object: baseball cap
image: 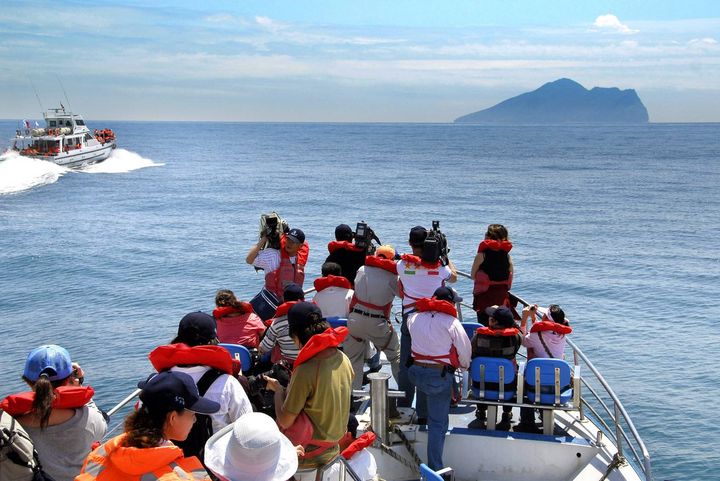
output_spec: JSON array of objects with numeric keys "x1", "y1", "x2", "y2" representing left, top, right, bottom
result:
[
  {"x1": 138, "y1": 370, "x2": 220, "y2": 415},
  {"x1": 409, "y1": 226, "x2": 427, "y2": 247},
  {"x1": 433, "y1": 286, "x2": 463, "y2": 303},
  {"x1": 335, "y1": 224, "x2": 353, "y2": 241},
  {"x1": 286, "y1": 228, "x2": 305, "y2": 244},
  {"x1": 287, "y1": 302, "x2": 324, "y2": 337},
  {"x1": 375, "y1": 244, "x2": 395, "y2": 260},
  {"x1": 177, "y1": 311, "x2": 218, "y2": 344},
  {"x1": 283, "y1": 283, "x2": 305, "y2": 302},
  {"x1": 485, "y1": 305, "x2": 514, "y2": 326},
  {"x1": 23, "y1": 345, "x2": 73, "y2": 382}
]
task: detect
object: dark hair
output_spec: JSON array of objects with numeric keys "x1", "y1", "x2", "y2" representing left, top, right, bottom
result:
[
  {"x1": 485, "y1": 224, "x2": 509, "y2": 241},
  {"x1": 321, "y1": 262, "x2": 342, "y2": 277},
  {"x1": 548, "y1": 304, "x2": 567, "y2": 325},
  {"x1": 215, "y1": 289, "x2": 242, "y2": 309},
  {"x1": 289, "y1": 319, "x2": 330, "y2": 346},
  {"x1": 22, "y1": 373, "x2": 70, "y2": 430},
  {"x1": 123, "y1": 405, "x2": 181, "y2": 448},
  {"x1": 171, "y1": 330, "x2": 219, "y2": 347}
]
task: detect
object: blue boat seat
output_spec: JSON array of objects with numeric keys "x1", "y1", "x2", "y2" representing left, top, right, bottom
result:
[
  {"x1": 420, "y1": 463, "x2": 454, "y2": 481},
  {"x1": 326, "y1": 316, "x2": 348, "y2": 328},
  {"x1": 524, "y1": 358, "x2": 573, "y2": 405},
  {"x1": 219, "y1": 343, "x2": 253, "y2": 375},
  {"x1": 470, "y1": 357, "x2": 517, "y2": 401},
  {"x1": 461, "y1": 322, "x2": 482, "y2": 340}
]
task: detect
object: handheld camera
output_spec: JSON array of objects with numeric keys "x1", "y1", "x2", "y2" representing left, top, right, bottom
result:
[
  {"x1": 421, "y1": 220, "x2": 449, "y2": 265},
  {"x1": 260, "y1": 212, "x2": 289, "y2": 250},
  {"x1": 354, "y1": 221, "x2": 381, "y2": 254}
]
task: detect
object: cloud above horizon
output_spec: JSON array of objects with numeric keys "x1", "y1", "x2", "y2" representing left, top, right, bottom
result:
[{"x1": 593, "y1": 14, "x2": 639, "y2": 34}]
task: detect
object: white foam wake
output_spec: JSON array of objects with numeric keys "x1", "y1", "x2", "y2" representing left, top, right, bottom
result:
[
  {"x1": 82, "y1": 148, "x2": 163, "y2": 174},
  {"x1": 0, "y1": 151, "x2": 68, "y2": 195}
]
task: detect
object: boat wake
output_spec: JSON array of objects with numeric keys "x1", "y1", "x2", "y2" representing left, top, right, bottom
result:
[
  {"x1": 0, "y1": 151, "x2": 67, "y2": 195},
  {"x1": 82, "y1": 148, "x2": 163, "y2": 174}
]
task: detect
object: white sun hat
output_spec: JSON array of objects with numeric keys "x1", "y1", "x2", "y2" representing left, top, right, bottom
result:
[{"x1": 204, "y1": 412, "x2": 299, "y2": 481}]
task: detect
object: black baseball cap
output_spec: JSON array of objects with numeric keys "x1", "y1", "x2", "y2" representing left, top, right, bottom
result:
[
  {"x1": 177, "y1": 311, "x2": 218, "y2": 344},
  {"x1": 485, "y1": 305, "x2": 514, "y2": 326},
  {"x1": 287, "y1": 302, "x2": 324, "y2": 337},
  {"x1": 433, "y1": 286, "x2": 463, "y2": 303},
  {"x1": 286, "y1": 228, "x2": 305, "y2": 244},
  {"x1": 409, "y1": 226, "x2": 427, "y2": 247},
  {"x1": 138, "y1": 371, "x2": 220, "y2": 415},
  {"x1": 335, "y1": 224, "x2": 353, "y2": 241},
  {"x1": 283, "y1": 283, "x2": 305, "y2": 302}
]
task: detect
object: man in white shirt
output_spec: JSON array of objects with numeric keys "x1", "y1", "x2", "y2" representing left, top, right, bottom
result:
[{"x1": 312, "y1": 262, "x2": 354, "y2": 318}]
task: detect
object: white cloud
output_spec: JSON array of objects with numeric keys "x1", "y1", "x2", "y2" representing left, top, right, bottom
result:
[{"x1": 593, "y1": 14, "x2": 638, "y2": 35}]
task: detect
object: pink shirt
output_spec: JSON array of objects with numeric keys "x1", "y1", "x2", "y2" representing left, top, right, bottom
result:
[
  {"x1": 216, "y1": 312, "x2": 266, "y2": 348},
  {"x1": 406, "y1": 310, "x2": 472, "y2": 369}
]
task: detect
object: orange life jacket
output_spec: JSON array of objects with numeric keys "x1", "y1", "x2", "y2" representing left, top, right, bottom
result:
[
  {"x1": 313, "y1": 275, "x2": 352, "y2": 292},
  {"x1": 148, "y1": 344, "x2": 234, "y2": 375},
  {"x1": 400, "y1": 253, "x2": 441, "y2": 270},
  {"x1": 265, "y1": 235, "x2": 309, "y2": 299},
  {"x1": 410, "y1": 300, "x2": 461, "y2": 368},
  {"x1": 0, "y1": 386, "x2": 95, "y2": 417},
  {"x1": 473, "y1": 240, "x2": 513, "y2": 295},
  {"x1": 530, "y1": 320, "x2": 573, "y2": 335},
  {"x1": 212, "y1": 303, "x2": 253, "y2": 319},
  {"x1": 293, "y1": 327, "x2": 349, "y2": 370},
  {"x1": 341, "y1": 432, "x2": 377, "y2": 460}
]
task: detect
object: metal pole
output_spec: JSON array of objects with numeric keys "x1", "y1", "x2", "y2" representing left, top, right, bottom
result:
[
  {"x1": 106, "y1": 388, "x2": 141, "y2": 417},
  {"x1": 368, "y1": 372, "x2": 390, "y2": 443},
  {"x1": 614, "y1": 402, "x2": 624, "y2": 460}
]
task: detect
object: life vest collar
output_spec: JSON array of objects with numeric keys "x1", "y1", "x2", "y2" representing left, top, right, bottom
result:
[
  {"x1": 0, "y1": 385, "x2": 95, "y2": 417},
  {"x1": 479, "y1": 239, "x2": 513, "y2": 253},
  {"x1": 475, "y1": 326, "x2": 520, "y2": 337},
  {"x1": 341, "y1": 432, "x2": 377, "y2": 460},
  {"x1": 314, "y1": 275, "x2": 352, "y2": 292},
  {"x1": 274, "y1": 300, "x2": 300, "y2": 319},
  {"x1": 400, "y1": 254, "x2": 441, "y2": 270},
  {"x1": 281, "y1": 235, "x2": 309, "y2": 266},
  {"x1": 213, "y1": 303, "x2": 253, "y2": 319},
  {"x1": 414, "y1": 297, "x2": 457, "y2": 317},
  {"x1": 328, "y1": 240, "x2": 364, "y2": 254},
  {"x1": 364, "y1": 255, "x2": 398, "y2": 275},
  {"x1": 102, "y1": 433, "x2": 186, "y2": 475},
  {"x1": 148, "y1": 344, "x2": 234, "y2": 375},
  {"x1": 530, "y1": 320, "x2": 572, "y2": 335},
  {"x1": 293, "y1": 327, "x2": 349, "y2": 370}
]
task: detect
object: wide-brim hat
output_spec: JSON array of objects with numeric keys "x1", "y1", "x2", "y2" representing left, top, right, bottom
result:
[{"x1": 205, "y1": 412, "x2": 298, "y2": 481}]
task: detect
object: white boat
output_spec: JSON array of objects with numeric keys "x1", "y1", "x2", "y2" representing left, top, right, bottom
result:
[
  {"x1": 7, "y1": 107, "x2": 116, "y2": 168},
  {"x1": 104, "y1": 273, "x2": 652, "y2": 481}
]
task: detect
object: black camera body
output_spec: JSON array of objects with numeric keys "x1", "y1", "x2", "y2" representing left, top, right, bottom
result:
[
  {"x1": 261, "y1": 212, "x2": 288, "y2": 250},
  {"x1": 422, "y1": 220, "x2": 449, "y2": 265},
  {"x1": 354, "y1": 221, "x2": 380, "y2": 254},
  {"x1": 246, "y1": 361, "x2": 292, "y2": 417}
]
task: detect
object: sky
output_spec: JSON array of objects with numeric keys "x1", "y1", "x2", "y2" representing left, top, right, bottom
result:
[{"x1": 1, "y1": 0, "x2": 719, "y2": 122}]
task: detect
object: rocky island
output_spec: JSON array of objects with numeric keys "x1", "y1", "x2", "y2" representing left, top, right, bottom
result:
[{"x1": 454, "y1": 78, "x2": 649, "y2": 124}]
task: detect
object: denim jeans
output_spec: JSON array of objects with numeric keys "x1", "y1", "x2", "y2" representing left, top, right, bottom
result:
[
  {"x1": 408, "y1": 364, "x2": 452, "y2": 470},
  {"x1": 398, "y1": 314, "x2": 427, "y2": 417}
]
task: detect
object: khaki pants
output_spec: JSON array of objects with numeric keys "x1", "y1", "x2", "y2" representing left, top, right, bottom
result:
[{"x1": 345, "y1": 312, "x2": 400, "y2": 390}]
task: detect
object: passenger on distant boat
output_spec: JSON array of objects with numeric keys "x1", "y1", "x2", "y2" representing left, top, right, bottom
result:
[
  {"x1": 258, "y1": 284, "x2": 305, "y2": 364},
  {"x1": 325, "y1": 224, "x2": 366, "y2": 286},
  {"x1": 213, "y1": 289, "x2": 266, "y2": 348},
  {"x1": 147, "y1": 312, "x2": 252, "y2": 460},
  {"x1": 345, "y1": 245, "x2": 401, "y2": 391},
  {"x1": 311, "y1": 262, "x2": 354, "y2": 318},
  {"x1": 263, "y1": 302, "x2": 353, "y2": 481},
  {"x1": 76, "y1": 371, "x2": 219, "y2": 481},
  {"x1": 467, "y1": 305, "x2": 523, "y2": 431},
  {"x1": 406, "y1": 287, "x2": 471, "y2": 471},
  {"x1": 397, "y1": 226, "x2": 457, "y2": 415},
  {"x1": 515, "y1": 304, "x2": 572, "y2": 434},
  {"x1": 0, "y1": 345, "x2": 107, "y2": 481},
  {"x1": 471, "y1": 224, "x2": 513, "y2": 325},
  {"x1": 247, "y1": 228, "x2": 309, "y2": 300}
]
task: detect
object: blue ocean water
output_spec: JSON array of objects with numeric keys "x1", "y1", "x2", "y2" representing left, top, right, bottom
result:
[{"x1": 1, "y1": 121, "x2": 718, "y2": 480}]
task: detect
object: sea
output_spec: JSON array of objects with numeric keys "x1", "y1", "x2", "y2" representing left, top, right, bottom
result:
[{"x1": 1, "y1": 121, "x2": 718, "y2": 480}]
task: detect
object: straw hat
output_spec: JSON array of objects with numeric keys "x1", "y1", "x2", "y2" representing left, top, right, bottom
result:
[{"x1": 205, "y1": 412, "x2": 298, "y2": 481}]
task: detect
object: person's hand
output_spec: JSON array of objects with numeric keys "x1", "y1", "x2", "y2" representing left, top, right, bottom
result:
[
  {"x1": 263, "y1": 375, "x2": 282, "y2": 393},
  {"x1": 71, "y1": 362, "x2": 85, "y2": 385},
  {"x1": 295, "y1": 445, "x2": 305, "y2": 457}
]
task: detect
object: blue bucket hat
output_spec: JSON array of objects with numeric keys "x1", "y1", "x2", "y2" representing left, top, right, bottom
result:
[{"x1": 23, "y1": 345, "x2": 73, "y2": 382}]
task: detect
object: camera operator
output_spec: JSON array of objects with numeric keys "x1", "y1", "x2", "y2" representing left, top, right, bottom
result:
[
  {"x1": 246, "y1": 224, "x2": 310, "y2": 300},
  {"x1": 325, "y1": 223, "x2": 376, "y2": 286},
  {"x1": 396, "y1": 225, "x2": 457, "y2": 420}
]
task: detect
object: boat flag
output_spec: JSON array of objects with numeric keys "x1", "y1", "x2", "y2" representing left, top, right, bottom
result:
[
  {"x1": 23, "y1": 119, "x2": 30, "y2": 128},
  {"x1": 35, "y1": 121, "x2": 39, "y2": 127}
]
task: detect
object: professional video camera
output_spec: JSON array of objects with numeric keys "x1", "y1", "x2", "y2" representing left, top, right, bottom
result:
[
  {"x1": 421, "y1": 220, "x2": 450, "y2": 265},
  {"x1": 354, "y1": 221, "x2": 381, "y2": 254},
  {"x1": 245, "y1": 360, "x2": 292, "y2": 417},
  {"x1": 259, "y1": 212, "x2": 289, "y2": 250}
]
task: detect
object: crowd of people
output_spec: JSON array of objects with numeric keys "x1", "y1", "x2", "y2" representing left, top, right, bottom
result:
[{"x1": 0, "y1": 219, "x2": 572, "y2": 481}]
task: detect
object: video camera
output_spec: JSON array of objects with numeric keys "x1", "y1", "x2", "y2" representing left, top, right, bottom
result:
[
  {"x1": 260, "y1": 212, "x2": 289, "y2": 250},
  {"x1": 421, "y1": 220, "x2": 450, "y2": 265},
  {"x1": 354, "y1": 221, "x2": 381, "y2": 254},
  {"x1": 246, "y1": 360, "x2": 292, "y2": 417}
]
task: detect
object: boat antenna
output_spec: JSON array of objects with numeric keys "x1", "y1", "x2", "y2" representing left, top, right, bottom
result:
[
  {"x1": 28, "y1": 77, "x2": 44, "y2": 112},
  {"x1": 56, "y1": 75, "x2": 72, "y2": 113}
]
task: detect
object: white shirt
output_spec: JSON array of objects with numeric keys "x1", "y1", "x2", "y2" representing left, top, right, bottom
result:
[
  {"x1": 522, "y1": 329, "x2": 568, "y2": 359},
  {"x1": 170, "y1": 365, "x2": 253, "y2": 433},
  {"x1": 397, "y1": 259, "x2": 452, "y2": 307},
  {"x1": 252, "y1": 248, "x2": 296, "y2": 272},
  {"x1": 312, "y1": 286, "x2": 354, "y2": 318},
  {"x1": 406, "y1": 310, "x2": 472, "y2": 369}
]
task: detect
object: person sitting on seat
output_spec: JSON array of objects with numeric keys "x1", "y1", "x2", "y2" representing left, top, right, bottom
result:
[
  {"x1": 467, "y1": 305, "x2": 523, "y2": 431},
  {"x1": 213, "y1": 289, "x2": 266, "y2": 348},
  {"x1": 259, "y1": 283, "x2": 306, "y2": 364},
  {"x1": 0, "y1": 345, "x2": 107, "y2": 481},
  {"x1": 311, "y1": 262, "x2": 354, "y2": 318},
  {"x1": 76, "y1": 371, "x2": 219, "y2": 481}
]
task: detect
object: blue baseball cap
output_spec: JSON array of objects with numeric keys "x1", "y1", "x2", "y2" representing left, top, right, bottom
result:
[
  {"x1": 23, "y1": 345, "x2": 73, "y2": 382},
  {"x1": 286, "y1": 228, "x2": 305, "y2": 244},
  {"x1": 138, "y1": 371, "x2": 220, "y2": 415}
]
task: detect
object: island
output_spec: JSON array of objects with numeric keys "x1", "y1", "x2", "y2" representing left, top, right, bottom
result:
[{"x1": 454, "y1": 78, "x2": 649, "y2": 124}]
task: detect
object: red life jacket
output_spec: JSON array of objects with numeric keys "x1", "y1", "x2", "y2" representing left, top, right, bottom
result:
[
  {"x1": 265, "y1": 235, "x2": 309, "y2": 299},
  {"x1": 0, "y1": 386, "x2": 95, "y2": 417},
  {"x1": 364, "y1": 255, "x2": 398, "y2": 275},
  {"x1": 212, "y1": 303, "x2": 253, "y2": 319},
  {"x1": 341, "y1": 432, "x2": 377, "y2": 460},
  {"x1": 415, "y1": 297, "x2": 457, "y2": 317},
  {"x1": 473, "y1": 240, "x2": 513, "y2": 295},
  {"x1": 475, "y1": 326, "x2": 520, "y2": 337},
  {"x1": 400, "y1": 254, "x2": 441, "y2": 270},
  {"x1": 293, "y1": 327, "x2": 349, "y2": 371},
  {"x1": 148, "y1": 344, "x2": 234, "y2": 375},
  {"x1": 327, "y1": 241, "x2": 363, "y2": 254},
  {"x1": 313, "y1": 275, "x2": 352, "y2": 292},
  {"x1": 268, "y1": 300, "x2": 300, "y2": 326},
  {"x1": 530, "y1": 320, "x2": 573, "y2": 335}
]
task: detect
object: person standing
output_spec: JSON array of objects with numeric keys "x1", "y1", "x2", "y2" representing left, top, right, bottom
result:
[
  {"x1": 471, "y1": 224, "x2": 513, "y2": 325},
  {"x1": 311, "y1": 262, "x2": 354, "y2": 318},
  {"x1": 247, "y1": 228, "x2": 309, "y2": 300},
  {"x1": 325, "y1": 224, "x2": 366, "y2": 286}
]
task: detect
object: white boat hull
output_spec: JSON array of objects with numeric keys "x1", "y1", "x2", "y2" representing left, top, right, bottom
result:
[{"x1": 28, "y1": 143, "x2": 115, "y2": 169}]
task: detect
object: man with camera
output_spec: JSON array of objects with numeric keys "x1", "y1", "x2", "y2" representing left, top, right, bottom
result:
[
  {"x1": 396, "y1": 224, "x2": 457, "y2": 418},
  {"x1": 325, "y1": 223, "x2": 378, "y2": 286},
  {"x1": 246, "y1": 217, "x2": 310, "y2": 300}
]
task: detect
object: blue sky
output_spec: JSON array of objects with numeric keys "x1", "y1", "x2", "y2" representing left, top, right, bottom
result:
[{"x1": 1, "y1": 0, "x2": 719, "y2": 122}]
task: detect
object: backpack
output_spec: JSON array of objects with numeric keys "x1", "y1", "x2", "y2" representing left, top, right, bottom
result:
[
  {"x1": 172, "y1": 369, "x2": 223, "y2": 462},
  {"x1": 0, "y1": 409, "x2": 57, "y2": 481}
]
